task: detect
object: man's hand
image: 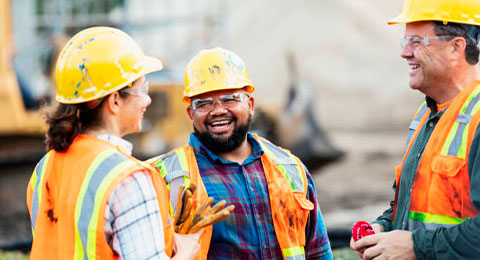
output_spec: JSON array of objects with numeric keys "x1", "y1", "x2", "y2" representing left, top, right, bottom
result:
[
  {"x1": 353, "y1": 230, "x2": 416, "y2": 260},
  {"x1": 370, "y1": 223, "x2": 384, "y2": 234}
]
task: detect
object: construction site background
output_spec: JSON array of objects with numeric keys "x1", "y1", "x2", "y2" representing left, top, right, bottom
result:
[{"x1": 1, "y1": 0, "x2": 423, "y2": 254}]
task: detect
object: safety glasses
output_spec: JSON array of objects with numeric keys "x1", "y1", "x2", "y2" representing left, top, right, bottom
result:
[
  {"x1": 400, "y1": 35, "x2": 455, "y2": 50},
  {"x1": 191, "y1": 93, "x2": 249, "y2": 112},
  {"x1": 122, "y1": 81, "x2": 150, "y2": 97}
]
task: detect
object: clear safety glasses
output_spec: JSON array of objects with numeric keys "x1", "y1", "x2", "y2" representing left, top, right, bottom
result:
[
  {"x1": 123, "y1": 81, "x2": 150, "y2": 97},
  {"x1": 400, "y1": 35, "x2": 456, "y2": 51},
  {"x1": 191, "y1": 93, "x2": 249, "y2": 112}
]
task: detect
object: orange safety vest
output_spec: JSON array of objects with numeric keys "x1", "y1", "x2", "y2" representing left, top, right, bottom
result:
[
  {"x1": 393, "y1": 81, "x2": 480, "y2": 230},
  {"x1": 149, "y1": 133, "x2": 314, "y2": 260},
  {"x1": 26, "y1": 134, "x2": 174, "y2": 259}
]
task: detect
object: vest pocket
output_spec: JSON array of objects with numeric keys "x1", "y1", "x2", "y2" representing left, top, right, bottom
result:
[
  {"x1": 427, "y1": 154, "x2": 466, "y2": 218},
  {"x1": 293, "y1": 192, "x2": 314, "y2": 211},
  {"x1": 431, "y1": 154, "x2": 466, "y2": 177}
]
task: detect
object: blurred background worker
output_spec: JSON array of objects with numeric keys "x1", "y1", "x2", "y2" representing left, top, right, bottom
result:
[
  {"x1": 351, "y1": 0, "x2": 480, "y2": 259},
  {"x1": 26, "y1": 27, "x2": 200, "y2": 260},
  {"x1": 149, "y1": 47, "x2": 333, "y2": 259}
]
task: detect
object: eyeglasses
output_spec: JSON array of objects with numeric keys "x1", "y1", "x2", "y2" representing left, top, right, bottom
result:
[
  {"x1": 191, "y1": 93, "x2": 249, "y2": 112},
  {"x1": 122, "y1": 81, "x2": 150, "y2": 97},
  {"x1": 400, "y1": 35, "x2": 455, "y2": 50}
]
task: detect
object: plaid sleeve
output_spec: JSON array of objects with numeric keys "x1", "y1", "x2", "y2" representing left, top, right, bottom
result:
[
  {"x1": 105, "y1": 170, "x2": 170, "y2": 260},
  {"x1": 304, "y1": 168, "x2": 333, "y2": 260}
]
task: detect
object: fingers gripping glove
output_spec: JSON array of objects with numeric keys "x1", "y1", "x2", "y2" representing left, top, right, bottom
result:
[{"x1": 174, "y1": 184, "x2": 235, "y2": 234}]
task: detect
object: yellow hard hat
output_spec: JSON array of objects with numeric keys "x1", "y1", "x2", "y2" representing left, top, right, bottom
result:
[
  {"x1": 55, "y1": 26, "x2": 163, "y2": 104},
  {"x1": 183, "y1": 47, "x2": 254, "y2": 103},
  {"x1": 388, "y1": 0, "x2": 480, "y2": 26}
]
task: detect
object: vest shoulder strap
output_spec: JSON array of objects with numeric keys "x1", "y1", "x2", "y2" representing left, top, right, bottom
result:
[
  {"x1": 440, "y1": 85, "x2": 480, "y2": 158},
  {"x1": 152, "y1": 145, "x2": 192, "y2": 182},
  {"x1": 152, "y1": 145, "x2": 193, "y2": 215},
  {"x1": 404, "y1": 102, "x2": 429, "y2": 153},
  {"x1": 254, "y1": 134, "x2": 307, "y2": 193}
]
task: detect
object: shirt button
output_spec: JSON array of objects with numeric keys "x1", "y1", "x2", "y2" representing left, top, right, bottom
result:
[
  {"x1": 263, "y1": 244, "x2": 267, "y2": 249},
  {"x1": 428, "y1": 122, "x2": 434, "y2": 127},
  {"x1": 250, "y1": 187, "x2": 254, "y2": 192},
  {"x1": 256, "y1": 214, "x2": 262, "y2": 220},
  {"x1": 417, "y1": 153, "x2": 421, "y2": 158}
]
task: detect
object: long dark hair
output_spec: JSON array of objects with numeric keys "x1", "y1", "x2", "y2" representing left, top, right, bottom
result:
[{"x1": 46, "y1": 90, "x2": 130, "y2": 152}]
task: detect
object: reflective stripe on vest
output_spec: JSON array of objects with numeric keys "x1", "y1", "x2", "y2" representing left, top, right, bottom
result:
[
  {"x1": 404, "y1": 102, "x2": 428, "y2": 153},
  {"x1": 283, "y1": 246, "x2": 305, "y2": 260},
  {"x1": 257, "y1": 138, "x2": 305, "y2": 193},
  {"x1": 73, "y1": 148, "x2": 135, "y2": 260},
  {"x1": 30, "y1": 151, "x2": 53, "y2": 236},
  {"x1": 151, "y1": 149, "x2": 191, "y2": 215},
  {"x1": 407, "y1": 211, "x2": 471, "y2": 230},
  {"x1": 441, "y1": 86, "x2": 480, "y2": 158}
]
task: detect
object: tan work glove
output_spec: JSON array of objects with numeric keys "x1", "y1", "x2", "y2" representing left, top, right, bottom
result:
[{"x1": 173, "y1": 184, "x2": 235, "y2": 234}]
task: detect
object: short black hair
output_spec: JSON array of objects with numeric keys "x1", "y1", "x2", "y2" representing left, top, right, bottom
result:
[{"x1": 433, "y1": 21, "x2": 480, "y2": 65}]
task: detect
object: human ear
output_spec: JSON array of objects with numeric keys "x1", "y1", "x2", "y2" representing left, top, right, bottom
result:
[
  {"x1": 451, "y1": 37, "x2": 466, "y2": 60},
  {"x1": 248, "y1": 95, "x2": 255, "y2": 117},
  {"x1": 186, "y1": 105, "x2": 194, "y2": 123},
  {"x1": 106, "y1": 92, "x2": 122, "y2": 114}
]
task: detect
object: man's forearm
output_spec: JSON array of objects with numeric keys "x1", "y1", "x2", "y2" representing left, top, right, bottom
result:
[{"x1": 372, "y1": 199, "x2": 394, "y2": 232}]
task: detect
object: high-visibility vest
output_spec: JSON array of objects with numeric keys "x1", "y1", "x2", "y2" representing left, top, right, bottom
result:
[
  {"x1": 150, "y1": 133, "x2": 314, "y2": 260},
  {"x1": 27, "y1": 134, "x2": 174, "y2": 259},
  {"x1": 393, "y1": 81, "x2": 480, "y2": 230}
]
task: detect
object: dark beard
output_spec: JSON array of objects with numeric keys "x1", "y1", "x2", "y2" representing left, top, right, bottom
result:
[{"x1": 194, "y1": 115, "x2": 251, "y2": 153}]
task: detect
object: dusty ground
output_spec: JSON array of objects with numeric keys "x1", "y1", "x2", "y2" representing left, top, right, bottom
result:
[
  {"x1": 313, "y1": 130, "x2": 406, "y2": 229},
  {"x1": 0, "y1": 130, "x2": 407, "y2": 247}
]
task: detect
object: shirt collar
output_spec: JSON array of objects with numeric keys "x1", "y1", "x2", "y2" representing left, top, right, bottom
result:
[
  {"x1": 188, "y1": 132, "x2": 264, "y2": 165},
  {"x1": 96, "y1": 134, "x2": 133, "y2": 155},
  {"x1": 425, "y1": 96, "x2": 452, "y2": 115}
]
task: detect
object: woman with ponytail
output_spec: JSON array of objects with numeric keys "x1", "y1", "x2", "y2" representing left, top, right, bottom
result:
[{"x1": 26, "y1": 27, "x2": 199, "y2": 260}]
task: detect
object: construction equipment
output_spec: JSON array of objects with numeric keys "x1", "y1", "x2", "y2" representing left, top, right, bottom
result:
[
  {"x1": 0, "y1": 0, "x2": 47, "y2": 163},
  {"x1": 0, "y1": 0, "x2": 343, "y2": 171}
]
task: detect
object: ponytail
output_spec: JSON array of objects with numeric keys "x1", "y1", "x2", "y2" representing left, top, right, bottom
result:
[{"x1": 45, "y1": 98, "x2": 106, "y2": 152}]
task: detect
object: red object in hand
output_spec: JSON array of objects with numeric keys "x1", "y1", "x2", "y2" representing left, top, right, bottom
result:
[{"x1": 352, "y1": 221, "x2": 376, "y2": 241}]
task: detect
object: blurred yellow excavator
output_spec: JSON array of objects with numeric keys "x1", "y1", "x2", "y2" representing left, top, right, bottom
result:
[{"x1": 0, "y1": 0, "x2": 342, "y2": 171}]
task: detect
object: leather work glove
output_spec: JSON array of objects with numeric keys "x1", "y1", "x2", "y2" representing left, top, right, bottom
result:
[{"x1": 173, "y1": 184, "x2": 235, "y2": 234}]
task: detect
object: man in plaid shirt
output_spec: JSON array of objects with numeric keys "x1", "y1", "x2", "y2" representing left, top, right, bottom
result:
[{"x1": 150, "y1": 48, "x2": 332, "y2": 259}]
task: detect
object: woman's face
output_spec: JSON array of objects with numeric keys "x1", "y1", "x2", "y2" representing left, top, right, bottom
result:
[{"x1": 118, "y1": 76, "x2": 152, "y2": 136}]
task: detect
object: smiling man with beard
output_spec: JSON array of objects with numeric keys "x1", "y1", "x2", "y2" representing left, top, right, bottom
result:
[{"x1": 149, "y1": 47, "x2": 332, "y2": 260}]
